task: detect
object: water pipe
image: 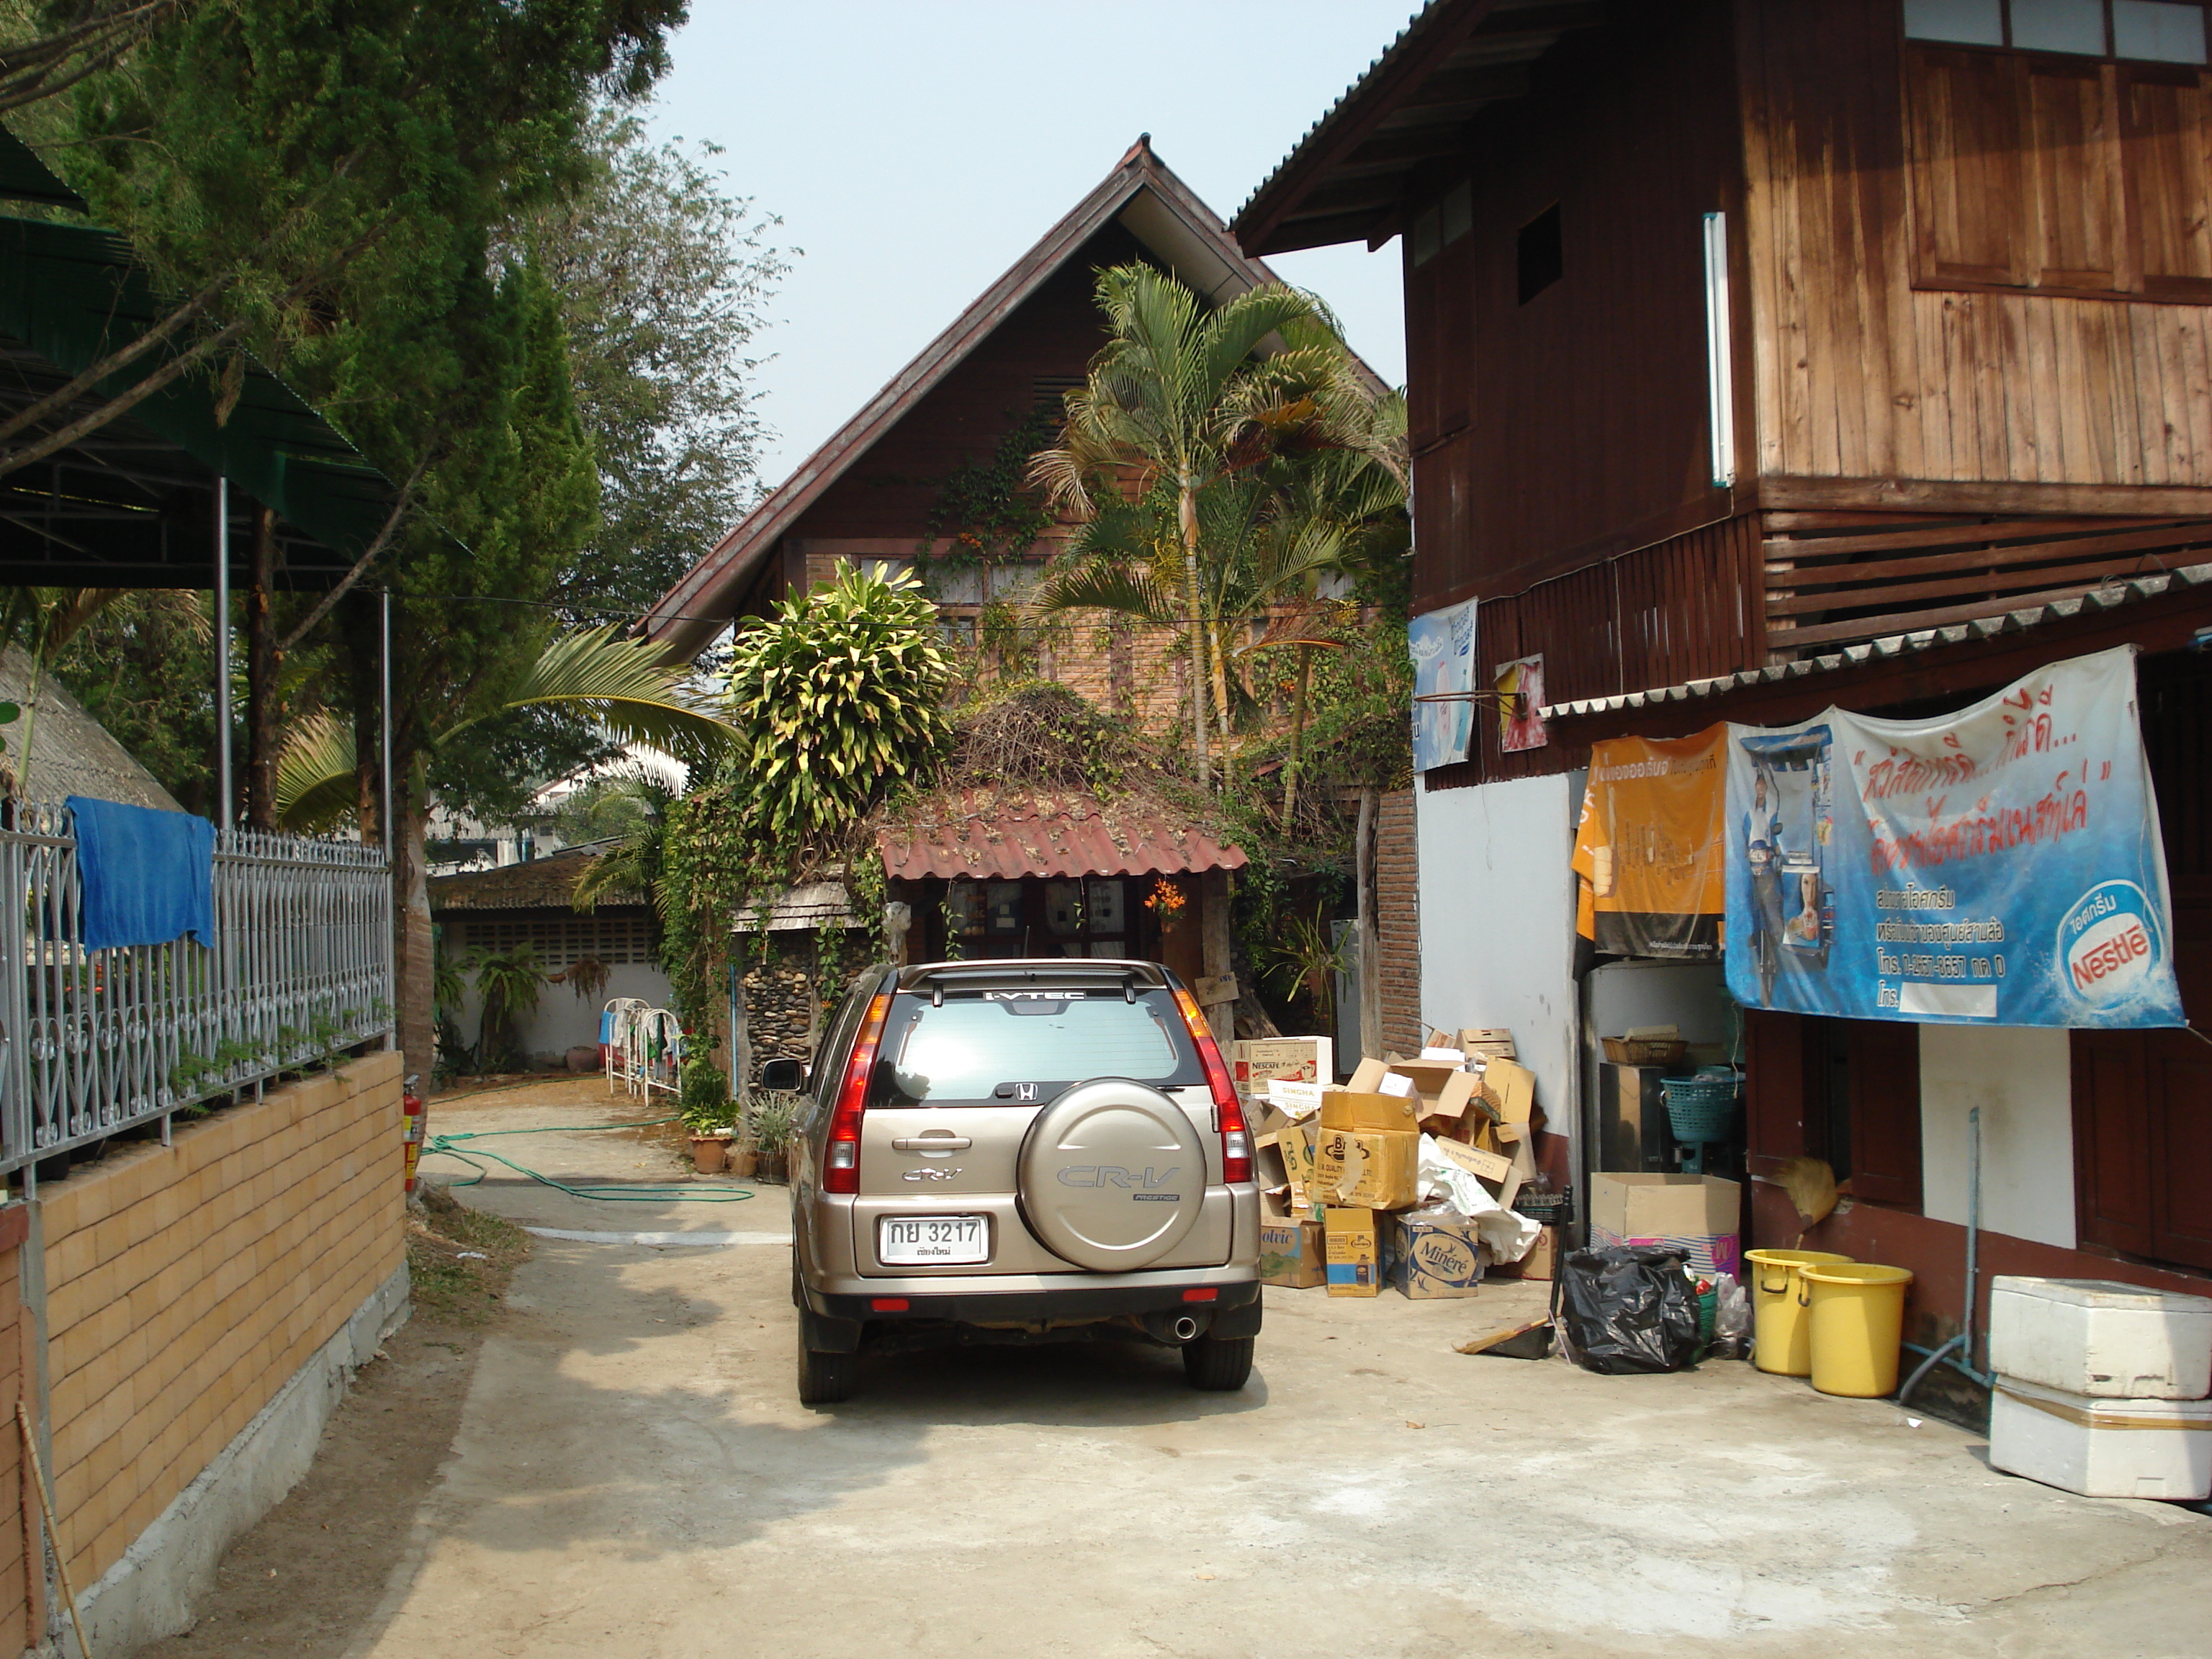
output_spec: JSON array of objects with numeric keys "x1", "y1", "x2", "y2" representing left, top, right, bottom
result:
[{"x1": 1898, "y1": 1103, "x2": 1994, "y2": 1403}]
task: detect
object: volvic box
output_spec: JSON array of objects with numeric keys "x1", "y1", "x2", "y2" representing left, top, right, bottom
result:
[{"x1": 1258, "y1": 1190, "x2": 1326, "y2": 1289}]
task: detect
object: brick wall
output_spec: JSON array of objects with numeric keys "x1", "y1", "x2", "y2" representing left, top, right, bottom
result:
[
  {"x1": 0, "y1": 1205, "x2": 34, "y2": 1653},
  {"x1": 37, "y1": 1052, "x2": 403, "y2": 1593},
  {"x1": 1376, "y1": 788, "x2": 1422, "y2": 1056}
]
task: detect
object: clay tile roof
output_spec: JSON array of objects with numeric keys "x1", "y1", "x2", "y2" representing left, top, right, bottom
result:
[{"x1": 876, "y1": 788, "x2": 1248, "y2": 883}]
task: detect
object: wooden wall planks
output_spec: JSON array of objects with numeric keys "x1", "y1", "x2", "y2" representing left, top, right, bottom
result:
[
  {"x1": 1406, "y1": 0, "x2": 1741, "y2": 612},
  {"x1": 1740, "y1": 0, "x2": 2212, "y2": 497}
]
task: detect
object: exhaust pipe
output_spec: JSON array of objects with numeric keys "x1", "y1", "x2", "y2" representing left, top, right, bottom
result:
[{"x1": 1141, "y1": 1309, "x2": 1208, "y2": 1344}]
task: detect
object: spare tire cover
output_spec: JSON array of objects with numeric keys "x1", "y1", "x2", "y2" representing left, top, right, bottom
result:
[{"x1": 1018, "y1": 1079, "x2": 1208, "y2": 1271}]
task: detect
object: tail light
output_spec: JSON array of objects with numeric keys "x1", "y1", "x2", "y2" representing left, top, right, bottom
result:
[
  {"x1": 1173, "y1": 987, "x2": 1251, "y2": 1184},
  {"x1": 823, "y1": 990, "x2": 892, "y2": 1195}
]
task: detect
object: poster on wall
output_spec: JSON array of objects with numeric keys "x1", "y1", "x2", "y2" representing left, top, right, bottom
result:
[
  {"x1": 1495, "y1": 654, "x2": 1547, "y2": 751},
  {"x1": 1723, "y1": 645, "x2": 2185, "y2": 1028},
  {"x1": 1408, "y1": 598, "x2": 1475, "y2": 772},
  {"x1": 1573, "y1": 725, "x2": 1727, "y2": 961}
]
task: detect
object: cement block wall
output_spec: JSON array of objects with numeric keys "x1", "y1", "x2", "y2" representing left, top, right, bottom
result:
[
  {"x1": 0, "y1": 1203, "x2": 34, "y2": 1653},
  {"x1": 36, "y1": 1051, "x2": 405, "y2": 1595}
]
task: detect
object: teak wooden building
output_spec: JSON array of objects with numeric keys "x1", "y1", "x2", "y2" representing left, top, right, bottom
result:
[
  {"x1": 1242, "y1": 0, "x2": 2212, "y2": 785},
  {"x1": 1238, "y1": 0, "x2": 2212, "y2": 1349}
]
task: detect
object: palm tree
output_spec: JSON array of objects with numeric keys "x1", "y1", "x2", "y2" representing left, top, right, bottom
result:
[
  {"x1": 567, "y1": 772, "x2": 676, "y2": 914},
  {"x1": 1028, "y1": 264, "x2": 1365, "y2": 788},
  {"x1": 1031, "y1": 388, "x2": 1407, "y2": 805},
  {"x1": 276, "y1": 624, "x2": 734, "y2": 1071}
]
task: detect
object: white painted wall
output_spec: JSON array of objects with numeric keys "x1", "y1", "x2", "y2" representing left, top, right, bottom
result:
[
  {"x1": 1416, "y1": 771, "x2": 1583, "y2": 1149},
  {"x1": 455, "y1": 961, "x2": 673, "y2": 1064},
  {"x1": 1919, "y1": 1025, "x2": 2075, "y2": 1250}
]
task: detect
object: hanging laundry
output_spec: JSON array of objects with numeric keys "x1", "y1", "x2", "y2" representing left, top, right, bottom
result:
[{"x1": 66, "y1": 796, "x2": 216, "y2": 951}]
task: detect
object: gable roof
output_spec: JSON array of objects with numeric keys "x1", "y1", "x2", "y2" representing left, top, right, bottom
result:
[
  {"x1": 643, "y1": 136, "x2": 1377, "y2": 664},
  {"x1": 1231, "y1": 0, "x2": 1606, "y2": 258}
]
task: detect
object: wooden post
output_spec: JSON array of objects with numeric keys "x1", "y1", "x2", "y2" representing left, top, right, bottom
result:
[
  {"x1": 1198, "y1": 867, "x2": 1236, "y2": 1045},
  {"x1": 244, "y1": 505, "x2": 281, "y2": 831},
  {"x1": 1356, "y1": 787, "x2": 1382, "y2": 1060}
]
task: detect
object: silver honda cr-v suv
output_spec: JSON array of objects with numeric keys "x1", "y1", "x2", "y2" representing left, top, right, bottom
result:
[{"x1": 768, "y1": 958, "x2": 1261, "y2": 1403}]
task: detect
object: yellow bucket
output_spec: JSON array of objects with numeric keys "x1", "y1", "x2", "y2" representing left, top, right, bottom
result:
[
  {"x1": 1801, "y1": 1263, "x2": 1915, "y2": 1398},
  {"x1": 1745, "y1": 1249, "x2": 1854, "y2": 1376}
]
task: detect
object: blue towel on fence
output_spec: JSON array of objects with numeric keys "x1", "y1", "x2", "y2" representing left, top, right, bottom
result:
[{"x1": 66, "y1": 796, "x2": 216, "y2": 951}]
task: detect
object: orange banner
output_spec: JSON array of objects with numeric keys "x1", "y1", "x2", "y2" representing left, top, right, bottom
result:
[{"x1": 1573, "y1": 725, "x2": 1727, "y2": 961}]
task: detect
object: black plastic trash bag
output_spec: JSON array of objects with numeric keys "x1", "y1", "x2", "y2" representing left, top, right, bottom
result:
[{"x1": 1552, "y1": 1246, "x2": 1702, "y2": 1375}]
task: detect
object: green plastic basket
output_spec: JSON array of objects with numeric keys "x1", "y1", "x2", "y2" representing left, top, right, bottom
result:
[{"x1": 1662, "y1": 1074, "x2": 1742, "y2": 1142}]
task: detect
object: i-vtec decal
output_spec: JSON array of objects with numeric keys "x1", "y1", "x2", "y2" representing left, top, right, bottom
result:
[
  {"x1": 1057, "y1": 1165, "x2": 1179, "y2": 1190},
  {"x1": 984, "y1": 990, "x2": 1086, "y2": 1000}
]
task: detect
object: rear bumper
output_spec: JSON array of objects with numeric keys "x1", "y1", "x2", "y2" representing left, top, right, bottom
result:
[
  {"x1": 799, "y1": 1274, "x2": 1262, "y2": 1351},
  {"x1": 809, "y1": 1277, "x2": 1260, "y2": 1326}
]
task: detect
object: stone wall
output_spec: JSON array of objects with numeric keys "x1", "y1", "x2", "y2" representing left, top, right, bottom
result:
[
  {"x1": 734, "y1": 938, "x2": 824, "y2": 1090},
  {"x1": 1377, "y1": 788, "x2": 1422, "y2": 1056}
]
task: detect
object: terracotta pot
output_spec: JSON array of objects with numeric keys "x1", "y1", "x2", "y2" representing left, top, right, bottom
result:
[
  {"x1": 728, "y1": 1146, "x2": 760, "y2": 1179},
  {"x1": 689, "y1": 1135, "x2": 729, "y2": 1174}
]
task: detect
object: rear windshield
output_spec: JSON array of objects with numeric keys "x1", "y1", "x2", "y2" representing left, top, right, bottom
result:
[{"x1": 877, "y1": 988, "x2": 1200, "y2": 1103}]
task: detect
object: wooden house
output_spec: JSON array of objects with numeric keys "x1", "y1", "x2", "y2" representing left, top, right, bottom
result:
[
  {"x1": 644, "y1": 140, "x2": 1350, "y2": 1060},
  {"x1": 1236, "y1": 0, "x2": 2212, "y2": 1346}
]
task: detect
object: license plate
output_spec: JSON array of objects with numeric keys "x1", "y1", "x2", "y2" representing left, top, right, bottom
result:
[{"x1": 878, "y1": 1214, "x2": 989, "y2": 1266}]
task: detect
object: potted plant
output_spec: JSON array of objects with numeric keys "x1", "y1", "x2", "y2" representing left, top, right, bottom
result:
[
  {"x1": 750, "y1": 1096, "x2": 799, "y2": 1184},
  {"x1": 680, "y1": 1058, "x2": 737, "y2": 1174}
]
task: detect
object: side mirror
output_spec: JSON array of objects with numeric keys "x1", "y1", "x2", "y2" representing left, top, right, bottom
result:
[{"x1": 758, "y1": 1058, "x2": 806, "y2": 1093}]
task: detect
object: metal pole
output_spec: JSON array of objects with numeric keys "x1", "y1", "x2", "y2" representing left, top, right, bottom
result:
[
  {"x1": 379, "y1": 590, "x2": 393, "y2": 853},
  {"x1": 214, "y1": 477, "x2": 232, "y2": 831}
]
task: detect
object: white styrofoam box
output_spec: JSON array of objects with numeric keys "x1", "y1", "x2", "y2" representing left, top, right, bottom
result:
[
  {"x1": 1990, "y1": 1375, "x2": 2212, "y2": 1501},
  {"x1": 1987, "y1": 1277, "x2": 2212, "y2": 1400}
]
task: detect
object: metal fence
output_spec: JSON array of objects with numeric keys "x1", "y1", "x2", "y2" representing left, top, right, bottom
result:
[{"x1": 0, "y1": 801, "x2": 393, "y2": 1175}]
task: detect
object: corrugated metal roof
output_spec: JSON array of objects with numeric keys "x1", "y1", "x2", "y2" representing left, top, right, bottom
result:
[
  {"x1": 1540, "y1": 562, "x2": 2212, "y2": 720},
  {"x1": 878, "y1": 790, "x2": 1248, "y2": 882}
]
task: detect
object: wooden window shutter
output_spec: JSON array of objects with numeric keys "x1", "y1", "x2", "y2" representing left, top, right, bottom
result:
[
  {"x1": 2120, "y1": 65, "x2": 2212, "y2": 301},
  {"x1": 1743, "y1": 1007, "x2": 1811, "y2": 1164},
  {"x1": 2146, "y1": 1038, "x2": 2212, "y2": 1268},
  {"x1": 1907, "y1": 46, "x2": 2028, "y2": 286},
  {"x1": 1845, "y1": 1020, "x2": 1923, "y2": 1209},
  {"x1": 2071, "y1": 1029, "x2": 2157, "y2": 1255},
  {"x1": 2021, "y1": 58, "x2": 2123, "y2": 290}
]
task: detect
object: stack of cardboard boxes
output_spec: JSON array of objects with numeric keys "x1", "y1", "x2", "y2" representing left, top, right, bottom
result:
[{"x1": 1246, "y1": 1030, "x2": 1555, "y2": 1300}]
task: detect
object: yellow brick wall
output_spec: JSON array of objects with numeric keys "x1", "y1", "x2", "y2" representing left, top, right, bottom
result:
[{"x1": 37, "y1": 1052, "x2": 405, "y2": 1590}]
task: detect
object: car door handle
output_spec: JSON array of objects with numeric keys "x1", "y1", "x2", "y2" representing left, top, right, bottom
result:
[{"x1": 891, "y1": 1136, "x2": 971, "y2": 1151}]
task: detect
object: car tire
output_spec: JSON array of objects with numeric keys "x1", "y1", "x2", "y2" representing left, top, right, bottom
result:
[
  {"x1": 1182, "y1": 1333, "x2": 1254, "y2": 1392},
  {"x1": 797, "y1": 1323, "x2": 857, "y2": 1405}
]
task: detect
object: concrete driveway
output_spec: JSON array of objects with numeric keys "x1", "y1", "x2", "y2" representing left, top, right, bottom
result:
[{"x1": 338, "y1": 1085, "x2": 2212, "y2": 1659}]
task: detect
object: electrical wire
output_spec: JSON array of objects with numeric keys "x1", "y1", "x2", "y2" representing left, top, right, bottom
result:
[{"x1": 421, "y1": 1115, "x2": 757, "y2": 1204}]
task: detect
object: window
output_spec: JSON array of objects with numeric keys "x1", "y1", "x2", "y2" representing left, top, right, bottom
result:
[
  {"x1": 1516, "y1": 203, "x2": 1564, "y2": 304},
  {"x1": 1908, "y1": 0, "x2": 2209, "y2": 63},
  {"x1": 1905, "y1": 2, "x2": 2212, "y2": 301},
  {"x1": 1410, "y1": 179, "x2": 1471, "y2": 268},
  {"x1": 878, "y1": 988, "x2": 1195, "y2": 1102}
]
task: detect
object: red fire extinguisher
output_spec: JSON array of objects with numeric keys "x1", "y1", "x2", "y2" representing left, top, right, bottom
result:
[{"x1": 402, "y1": 1073, "x2": 426, "y2": 1195}]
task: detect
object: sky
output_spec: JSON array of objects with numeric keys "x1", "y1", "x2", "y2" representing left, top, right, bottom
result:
[{"x1": 643, "y1": 1, "x2": 1416, "y2": 490}]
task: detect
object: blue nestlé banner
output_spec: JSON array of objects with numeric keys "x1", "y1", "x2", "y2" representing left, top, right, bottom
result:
[{"x1": 1724, "y1": 645, "x2": 2184, "y2": 1029}]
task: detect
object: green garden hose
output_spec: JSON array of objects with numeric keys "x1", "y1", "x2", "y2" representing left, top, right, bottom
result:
[{"x1": 422, "y1": 1116, "x2": 757, "y2": 1204}]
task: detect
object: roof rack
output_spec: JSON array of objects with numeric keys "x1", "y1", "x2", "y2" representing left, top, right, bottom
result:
[{"x1": 897, "y1": 958, "x2": 1167, "y2": 995}]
